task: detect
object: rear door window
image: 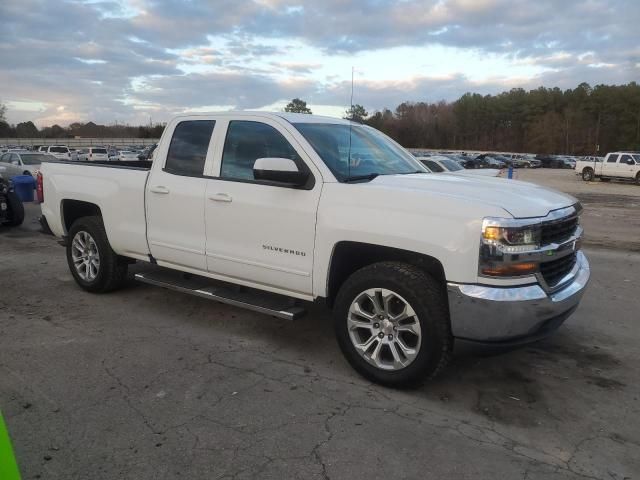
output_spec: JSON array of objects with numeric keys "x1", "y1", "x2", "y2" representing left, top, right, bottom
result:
[{"x1": 165, "y1": 120, "x2": 215, "y2": 176}]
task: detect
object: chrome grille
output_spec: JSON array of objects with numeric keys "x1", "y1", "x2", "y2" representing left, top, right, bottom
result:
[
  {"x1": 540, "y1": 252, "x2": 577, "y2": 287},
  {"x1": 541, "y1": 216, "x2": 578, "y2": 245}
]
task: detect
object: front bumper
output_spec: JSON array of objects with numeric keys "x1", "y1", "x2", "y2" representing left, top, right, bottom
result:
[{"x1": 447, "y1": 250, "x2": 590, "y2": 343}]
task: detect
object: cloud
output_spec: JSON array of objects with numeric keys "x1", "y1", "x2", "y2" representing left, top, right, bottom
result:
[{"x1": 0, "y1": 0, "x2": 638, "y2": 126}]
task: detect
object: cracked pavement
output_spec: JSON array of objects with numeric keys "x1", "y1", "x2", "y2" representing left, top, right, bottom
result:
[{"x1": 1, "y1": 178, "x2": 640, "y2": 479}]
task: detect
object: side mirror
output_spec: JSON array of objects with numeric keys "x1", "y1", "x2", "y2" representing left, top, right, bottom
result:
[
  {"x1": 11, "y1": 161, "x2": 19, "y2": 166},
  {"x1": 627, "y1": 158, "x2": 635, "y2": 165},
  {"x1": 253, "y1": 158, "x2": 309, "y2": 187}
]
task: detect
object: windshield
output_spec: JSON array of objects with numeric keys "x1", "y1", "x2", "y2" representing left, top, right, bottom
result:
[
  {"x1": 92, "y1": 148, "x2": 108, "y2": 154},
  {"x1": 633, "y1": 154, "x2": 640, "y2": 164},
  {"x1": 50, "y1": 147, "x2": 68, "y2": 153},
  {"x1": 293, "y1": 123, "x2": 424, "y2": 181},
  {"x1": 440, "y1": 159, "x2": 463, "y2": 171},
  {"x1": 20, "y1": 153, "x2": 54, "y2": 165}
]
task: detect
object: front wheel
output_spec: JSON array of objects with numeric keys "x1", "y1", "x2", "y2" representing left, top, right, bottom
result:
[
  {"x1": 333, "y1": 262, "x2": 452, "y2": 388},
  {"x1": 66, "y1": 216, "x2": 128, "y2": 293},
  {"x1": 635, "y1": 172, "x2": 640, "y2": 185}
]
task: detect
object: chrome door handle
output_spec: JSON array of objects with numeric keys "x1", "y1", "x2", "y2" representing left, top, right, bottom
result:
[
  {"x1": 209, "y1": 193, "x2": 232, "y2": 203},
  {"x1": 150, "y1": 186, "x2": 170, "y2": 194}
]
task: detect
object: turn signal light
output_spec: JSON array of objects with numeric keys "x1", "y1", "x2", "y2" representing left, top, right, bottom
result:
[{"x1": 481, "y1": 262, "x2": 537, "y2": 276}]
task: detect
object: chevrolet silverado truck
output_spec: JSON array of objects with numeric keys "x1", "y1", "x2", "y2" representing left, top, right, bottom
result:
[
  {"x1": 576, "y1": 151, "x2": 640, "y2": 183},
  {"x1": 38, "y1": 112, "x2": 590, "y2": 387}
]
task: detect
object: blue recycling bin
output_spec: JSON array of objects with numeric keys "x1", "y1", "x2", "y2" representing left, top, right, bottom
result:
[{"x1": 11, "y1": 175, "x2": 36, "y2": 202}]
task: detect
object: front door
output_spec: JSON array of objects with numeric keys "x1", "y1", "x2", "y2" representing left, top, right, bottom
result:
[
  {"x1": 204, "y1": 118, "x2": 321, "y2": 297},
  {"x1": 617, "y1": 154, "x2": 635, "y2": 178},
  {"x1": 145, "y1": 119, "x2": 216, "y2": 271}
]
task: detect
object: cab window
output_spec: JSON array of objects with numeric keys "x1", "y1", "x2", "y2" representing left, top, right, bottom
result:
[
  {"x1": 220, "y1": 121, "x2": 303, "y2": 181},
  {"x1": 165, "y1": 120, "x2": 215, "y2": 176},
  {"x1": 607, "y1": 154, "x2": 619, "y2": 163}
]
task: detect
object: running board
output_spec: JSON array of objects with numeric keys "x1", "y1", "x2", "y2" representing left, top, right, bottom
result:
[{"x1": 134, "y1": 267, "x2": 306, "y2": 321}]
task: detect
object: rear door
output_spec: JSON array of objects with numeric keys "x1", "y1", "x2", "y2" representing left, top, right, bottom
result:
[
  {"x1": 602, "y1": 154, "x2": 619, "y2": 176},
  {"x1": 0, "y1": 153, "x2": 19, "y2": 177},
  {"x1": 203, "y1": 117, "x2": 322, "y2": 297},
  {"x1": 145, "y1": 119, "x2": 216, "y2": 271}
]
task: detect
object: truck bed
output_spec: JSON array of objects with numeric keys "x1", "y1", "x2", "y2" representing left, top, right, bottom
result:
[{"x1": 40, "y1": 160, "x2": 152, "y2": 261}]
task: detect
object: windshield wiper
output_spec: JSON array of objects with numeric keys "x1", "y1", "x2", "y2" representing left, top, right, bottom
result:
[{"x1": 343, "y1": 173, "x2": 381, "y2": 183}]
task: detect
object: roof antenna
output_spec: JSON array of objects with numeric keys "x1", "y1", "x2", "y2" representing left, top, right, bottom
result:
[{"x1": 347, "y1": 66, "x2": 354, "y2": 179}]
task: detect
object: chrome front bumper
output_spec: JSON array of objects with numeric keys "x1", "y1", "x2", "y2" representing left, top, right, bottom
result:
[{"x1": 447, "y1": 251, "x2": 590, "y2": 342}]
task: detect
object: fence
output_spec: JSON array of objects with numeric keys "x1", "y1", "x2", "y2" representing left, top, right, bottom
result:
[{"x1": 0, "y1": 138, "x2": 160, "y2": 148}]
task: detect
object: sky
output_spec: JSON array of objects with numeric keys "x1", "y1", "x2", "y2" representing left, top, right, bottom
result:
[{"x1": 1, "y1": 0, "x2": 639, "y2": 127}]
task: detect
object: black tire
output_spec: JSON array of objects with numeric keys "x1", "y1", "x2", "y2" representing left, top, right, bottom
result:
[
  {"x1": 333, "y1": 262, "x2": 452, "y2": 388},
  {"x1": 636, "y1": 172, "x2": 640, "y2": 185},
  {"x1": 66, "y1": 216, "x2": 128, "y2": 293},
  {"x1": 581, "y1": 168, "x2": 594, "y2": 182},
  {"x1": 2, "y1": 191, "x2": 24, "y2": 226}
]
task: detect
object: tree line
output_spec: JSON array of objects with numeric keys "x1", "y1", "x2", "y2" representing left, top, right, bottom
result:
[
  {"x1": 365, "y1": 82, "x2": 640, "y2": 154},
  {"x1": 3, "y1": 82, "x2": 640, "y2": 153},
  {"x1": 0, "y1": 113, "x2": 164, "y2": 139},
  {"x1": 288, "y1": 83, "x2": 640, "y2": 155}
]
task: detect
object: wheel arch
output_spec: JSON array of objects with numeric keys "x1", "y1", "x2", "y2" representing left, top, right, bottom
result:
[
  {"x1": 325, "y1": 241, "x2": 446, "y2": 308},
  {"x1": 61, "y1": 199, "x2": 102, "y2": 234}
]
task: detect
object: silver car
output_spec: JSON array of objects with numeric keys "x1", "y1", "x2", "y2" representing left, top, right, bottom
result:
[{"x1": 0, "y1": 151, "x2": 57, "y2": 177}]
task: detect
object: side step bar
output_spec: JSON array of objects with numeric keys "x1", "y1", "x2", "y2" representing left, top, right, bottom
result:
[{"x1": 134, "y1": 267, "x2": 306, "y2": 321}]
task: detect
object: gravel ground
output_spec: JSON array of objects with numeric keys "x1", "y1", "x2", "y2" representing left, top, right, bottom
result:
[{"x1": 1, "y1": 171, "x2": 639, "y2": 479}]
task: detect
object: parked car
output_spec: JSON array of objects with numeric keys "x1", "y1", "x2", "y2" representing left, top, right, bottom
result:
[
  {"x1": 536, "y1": 154, "x2": 573, "y2": 168},
  {"x1": 39, "y1": 112, "x2": 589, "y2": 387},
  {"x1": 80, "y1": 147, "x2": 109, "y2": 162},
  {"x1": 0, "y1": 151, "x2": 57, "y2": 177},
  {"x1": 137, "y1": 144, "x2": 157, "y2": 161},
  {"x1": 474, "y1": 154, "x2": 507, "y2": 169},
  {"x1": 117, "y1": 150, "x2": 140, "y2": 161},
  {"x1": 576, "y1": 152, "x2": 640, "y2": 184},
  {"x1": 0, "y1": 168, "x2": 25, "y2": 226},
  {"x1": 45, "y1": 145, "x2": 74, "y2": 161},
  {"x1": 417, "y1": 156, "x2": 501, "y2": 177}
]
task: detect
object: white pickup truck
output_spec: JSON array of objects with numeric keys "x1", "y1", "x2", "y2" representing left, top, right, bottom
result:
[
  {"x1": 576, "y1": 151, "x2": 640, "y2": 183},
  {"x1": 39, "y1": 112, "x2": 590, "y2": 387}
]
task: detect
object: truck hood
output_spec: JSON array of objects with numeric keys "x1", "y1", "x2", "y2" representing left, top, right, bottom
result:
[{"x1": 370, "y1": 173, "x2": 577, "y2": 218}]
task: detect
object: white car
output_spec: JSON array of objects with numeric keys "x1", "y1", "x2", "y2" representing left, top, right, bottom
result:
[
  {"x1": 117, "y1": 150, "x2": 140, "y2": 161},
  {"x1": 0, "y1": 151, "x2": 57, "y2": 177},
  {"x1": 45, "y1": 145, "x2": 74, "y2": 161},
  {"x1": 79, "y1": 147, "x2": 110, "y2": 162},
  {"x1": 418, "y1": 156, "x2": 502, "y2": 177},
  {"x1": 39, "y1": 111, "x2": 589, "y2": 387}
]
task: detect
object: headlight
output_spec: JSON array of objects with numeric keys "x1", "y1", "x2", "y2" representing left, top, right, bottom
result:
[
  {"x1": 482, "y1": 224, "x2": 541, "y2": 251},
  {"x1": 480, "y1": 218, "x2": 541, "y2": 277}
]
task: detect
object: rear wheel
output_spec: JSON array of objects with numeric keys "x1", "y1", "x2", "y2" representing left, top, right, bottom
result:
[
  {"x1": 1, "y1": 191, "x2": 24, "y2": 227},
  {"x1": 66, "y1": 216, "x2": 128, "y2": 293},
  {"x1": 636, "y1": 172, "x2": 640, "y2": 185},
  {"x1": 582, "y1": 168, "x2": 594, "y2": 181},
  {"x1": 333, "y1": 262, "x2": 452, "y2": 388}
]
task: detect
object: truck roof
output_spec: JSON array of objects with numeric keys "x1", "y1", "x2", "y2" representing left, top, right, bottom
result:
[{"x1": 170, "y1": 111, "x2": 353, "y2": 125}]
